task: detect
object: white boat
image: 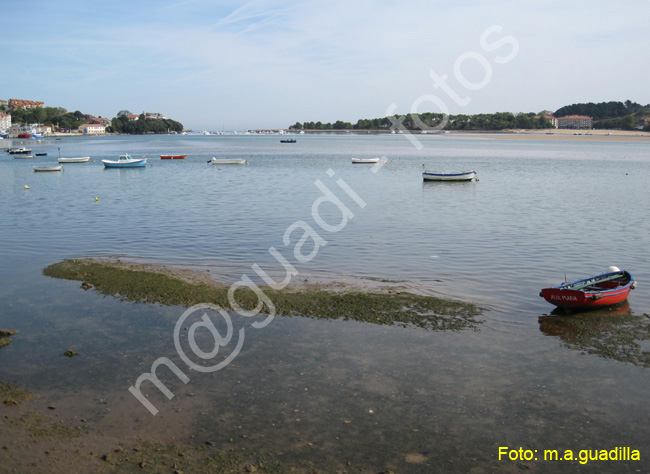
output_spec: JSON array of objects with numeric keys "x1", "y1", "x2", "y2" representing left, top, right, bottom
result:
[
  {"x1": 102, "y1": 153, "x2": 147, "y2": 168},
  {"x1": 8, "y1": 147, "x2": 32, "y2": 155},
  {"x1": 33, "y1": 165, "x2": 63, "y2": 172},
  {"x1": 14, "y1": 155, "x2": 35, "y2": 159},
  {"x1": 209, "y1": 157, "x2": 248, "y2": 165},
  {"x1": 351, "y1": 157, "x2": 380, "y2": 164},
  {"x1": 422, "y1": 167, "x2": 477, "y2": 182},
  {"x1": 58, "y1": 156, "x2": 91, "y2": 163}
]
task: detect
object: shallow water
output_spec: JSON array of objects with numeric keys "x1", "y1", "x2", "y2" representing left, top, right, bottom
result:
[{"x1": 1, "y1": 134, "x2": 649, "y2": 471}]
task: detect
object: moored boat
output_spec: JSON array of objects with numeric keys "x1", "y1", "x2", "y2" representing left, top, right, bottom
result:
[
  {"x1": 280, "y1": 139, "x2": 296, "y2": 143},
  {"x1": 209, "y1": 157, "x2": 248, "y2": 165},
  {"x1": 14, "y1": 155, "x2": 35, "y2": 159},
  {"x1": 102, "y1": 153, "x2": 147, "y2": 168},
  {"x1": 33, "y1": 165, "x2": 63, "y2": 172},
  {"x1": 58, "y1": 156, "x2": 91, "y2": 163},
  {"x1": 540, "y1": 267, "x2": 636, "y2": 310},
  {"x1": 160, "y1": 154, "x2": 187, "y2": 160},
  {"x1": 8, "y1": 147, "x2": 32, "y2": 155},
  {"x1": 351, "y1": 157, "x2": 380, "y2": 164},
  {"x1": 422, "y1": 168, "x2": 476, "y2": 182}
]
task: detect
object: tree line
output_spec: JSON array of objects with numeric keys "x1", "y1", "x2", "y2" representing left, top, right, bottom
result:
[
  {"x1": 8, "y1": 106, "x2": 87, "y2": 131},
  {"x1": 290, "y1": 99, "x2": 650, "y2": 132},
  {"x1": 290, "y1": 111, "x2": 554, "y2": 132}
]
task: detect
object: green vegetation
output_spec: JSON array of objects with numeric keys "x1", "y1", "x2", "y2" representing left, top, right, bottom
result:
[
  {"x1": 10, "y1": 106, "x2": 87, "y2": 131},
  {"x1": 291, "y1": 99, "x2": 650, "y2": 132},
  {"x1": 108, "y1": 111, "x2": 183, "y2": 134},
  {"x1": 8, "y1": 105, "x2": 183, "y2": 134},
  {"x1": 290, "y1": 111, "x2": 554, "y2": 132},
  {"x1": 43, "y1": 259, "x2": 483, "y2": 331}
]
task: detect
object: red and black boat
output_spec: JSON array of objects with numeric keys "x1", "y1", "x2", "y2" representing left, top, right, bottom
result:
[
  {"x1": 160, "y1": 154, "x2": 186, "y2": 160},
  {"x1": 540, "y1": 267, "x2": 636, "y2": 310}
]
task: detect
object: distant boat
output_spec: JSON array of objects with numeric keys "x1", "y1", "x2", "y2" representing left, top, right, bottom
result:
[
  {"x1": 14, "y1": 155, "x2": 35, "y2": 159},
  {"x1": 160, "y1": 154, "x2": 186, "y2": 160},
  {"x1": 351, "y1": 157, "x2": 379, "y2": 164},
  {"x1": 540, "y1": 267, "x2": 636, "y2": 311},
  {"x1": 58, "y1": 156, "x2": 91, "y2": 163},
  {"x1": 422, "y1": 166, "x2": 476, "y2": 182},
  {"x1": 32, "y1": 132, "x2": 44, "y2": 139},
  {"x1": 280, "y1": 139, "x2": 296, "y2": 143},
  {"x1": 102, "y1": 153, "x2": 147, "y2": 168},
  {"x1": 209, "y1": 157, "x2": 247, "y2": 165},
  {"x1": 35, "y1": 152, "x2": 47, "y2": 156},
  {"x1": 8, "y1": 147, "x2": 32, "y2": 155},
  {"x1": 33, "y1": 165, "x2": 63, "y2": 172},
  {"x1": 17, "y1": 133, "x2": 30, "y2": 139}
]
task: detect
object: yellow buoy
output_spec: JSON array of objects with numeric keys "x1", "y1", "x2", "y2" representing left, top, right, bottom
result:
[
  {"x1": 24, "y1": 185, "x2": 29, "y2": 189},
  {"x1": 95, "y1": 197, "x2": 98, "y2": 201}
]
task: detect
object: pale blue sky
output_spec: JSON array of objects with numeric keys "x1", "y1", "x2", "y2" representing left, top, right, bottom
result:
[{"x1": 2, "y1": 0, "x2": 648, "y2": 130}]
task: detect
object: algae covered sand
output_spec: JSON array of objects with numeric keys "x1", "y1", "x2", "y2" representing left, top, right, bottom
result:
[
  {"x1": 0, "y1": 330, "x2": 33, "y2": 406},
  {"x1": 43, "y1": 258, "x2": 482, "y2": 331}
]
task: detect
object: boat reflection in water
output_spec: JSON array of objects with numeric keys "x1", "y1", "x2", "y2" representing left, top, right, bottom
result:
[{"x1": 538, "y1": 301, "x2": 650, "y2": 367}]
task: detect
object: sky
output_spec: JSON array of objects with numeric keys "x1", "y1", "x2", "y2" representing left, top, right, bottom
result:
[{"x1": 2, "y1": 0, "x2": 649, "y2": 130}]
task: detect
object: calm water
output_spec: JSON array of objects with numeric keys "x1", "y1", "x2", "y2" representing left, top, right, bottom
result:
[{"x1": 1, "y1": 134, "x2": 649, "y2": 472}]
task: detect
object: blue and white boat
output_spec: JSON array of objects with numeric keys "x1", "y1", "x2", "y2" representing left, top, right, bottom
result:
[
  {"x1": 422, "y1": 166, "x2": 476, "y2": 182},
  {"x1": 102, "y1": 153, "x2": 147, "y2": 168}
]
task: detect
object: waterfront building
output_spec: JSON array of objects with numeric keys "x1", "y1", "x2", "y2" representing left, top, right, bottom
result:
[{"x1": 557, "y1": 115, "x2": 593, "y2": 129}]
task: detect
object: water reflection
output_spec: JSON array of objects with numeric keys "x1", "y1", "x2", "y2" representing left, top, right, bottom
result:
[{"x1": 539, "y1": 302, "x2": 650, "y2": 368}]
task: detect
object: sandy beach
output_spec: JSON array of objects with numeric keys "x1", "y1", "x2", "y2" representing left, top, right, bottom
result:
[{"x1": 448, "y1": 128, "x2": 650, "y2": 142}]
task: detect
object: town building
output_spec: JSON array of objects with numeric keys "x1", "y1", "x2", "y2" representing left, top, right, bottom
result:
[
  {"x1": 0, "y1": 112, "x2": 11, "y2": 131},
  {"x1": 79, "y1": 123, "x2": 106, "y2": 134},
  {"x1": 557, "y1": 115, "x2": 593, "y2": 129},
  {"x1": 144, "y1": 112, "x2": 166, "y2": 120},
  {"x1": 84, "y1": 114, "x2": 111, "y2": 126},
  {"x1": 8, "y1": 99, "x2": 45, "y2": 110},
  {"x1": 127, "y1": 114, "x2": 139, "y2": 121}
]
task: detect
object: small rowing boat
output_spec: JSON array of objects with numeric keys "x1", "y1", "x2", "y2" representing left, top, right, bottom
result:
[
  {"x1": 58, "y1": 156, "x2": 90, "y2": 163},
  {"x1": 209, "y1": 157, "x2": 248, "y2": 165},
  {"x1": 14, "y1": 155, "x2": 35, "y2": 159},
  {"x1": 351, "y1": 157, "x2": 379, "y2": 164},
  {"x1": 33, "y1": 165, "x2": 63, "y2": 172},
  {"x1": 280, "y1": 139, "x2": 296, "y2": 143},
  {"x1": 160, "y1": 154, "x2": 186, "y2": 160},
  {"x1": 422, "y1": 167, "x2": 476, "y2": 182},
  {"x1": 540, "y1": 267, "x2": 636, "y2": 311}
]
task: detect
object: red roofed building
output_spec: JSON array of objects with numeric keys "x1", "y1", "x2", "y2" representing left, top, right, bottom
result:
[{"x1": 8, "y1": 99, "x2": 44, "y2": 110}]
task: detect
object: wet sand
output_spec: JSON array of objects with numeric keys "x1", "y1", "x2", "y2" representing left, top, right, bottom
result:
[{"x1": 448, "y1": 129, "x2": 650, "y2": 142}]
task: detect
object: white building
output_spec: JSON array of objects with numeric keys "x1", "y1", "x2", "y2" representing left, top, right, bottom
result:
[
  {"x1": 0, "y1": 113, "x2": 11, "y2": 131},
  {"x1": 79, "y1": 123, "x2": 106, "y2": 134}
]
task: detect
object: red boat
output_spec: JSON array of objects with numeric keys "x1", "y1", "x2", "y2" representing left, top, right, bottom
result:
[
  {"x1": 18, "y1": 133, "x2": 30, "y2": 139},
  {"x1": 160, "y1": 154, "x2": 186, "y2": 160},
  {"x1": 540, "y1": 267, "x2": 636, "y2": 310}
]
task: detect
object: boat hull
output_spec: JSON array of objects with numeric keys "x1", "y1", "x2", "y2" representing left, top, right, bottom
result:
[
  {"x1": 34, "y1": 165, "x2": 63, "y2": 172},
  {"x1": 540, "y1": 270, "x2": 635, "y2": 310},
  {"x1": 160, "y1": 155, "x2": 186, "y2": 160},
  {"x1": 352, "y1": 158, "x2": 379, "y2": 164},
  {"x1": 423, "y1": 170, "x2": 476, "y2": 181},
  {"x1": 58, "y1": 156, "x2": 90, "y2": 163},
  {"x1": 210, "y1": 158, "x2": 247, "y2": 165},
  {"x1": 102, "y1": 159, "x2": 147, "y2": 168}
]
